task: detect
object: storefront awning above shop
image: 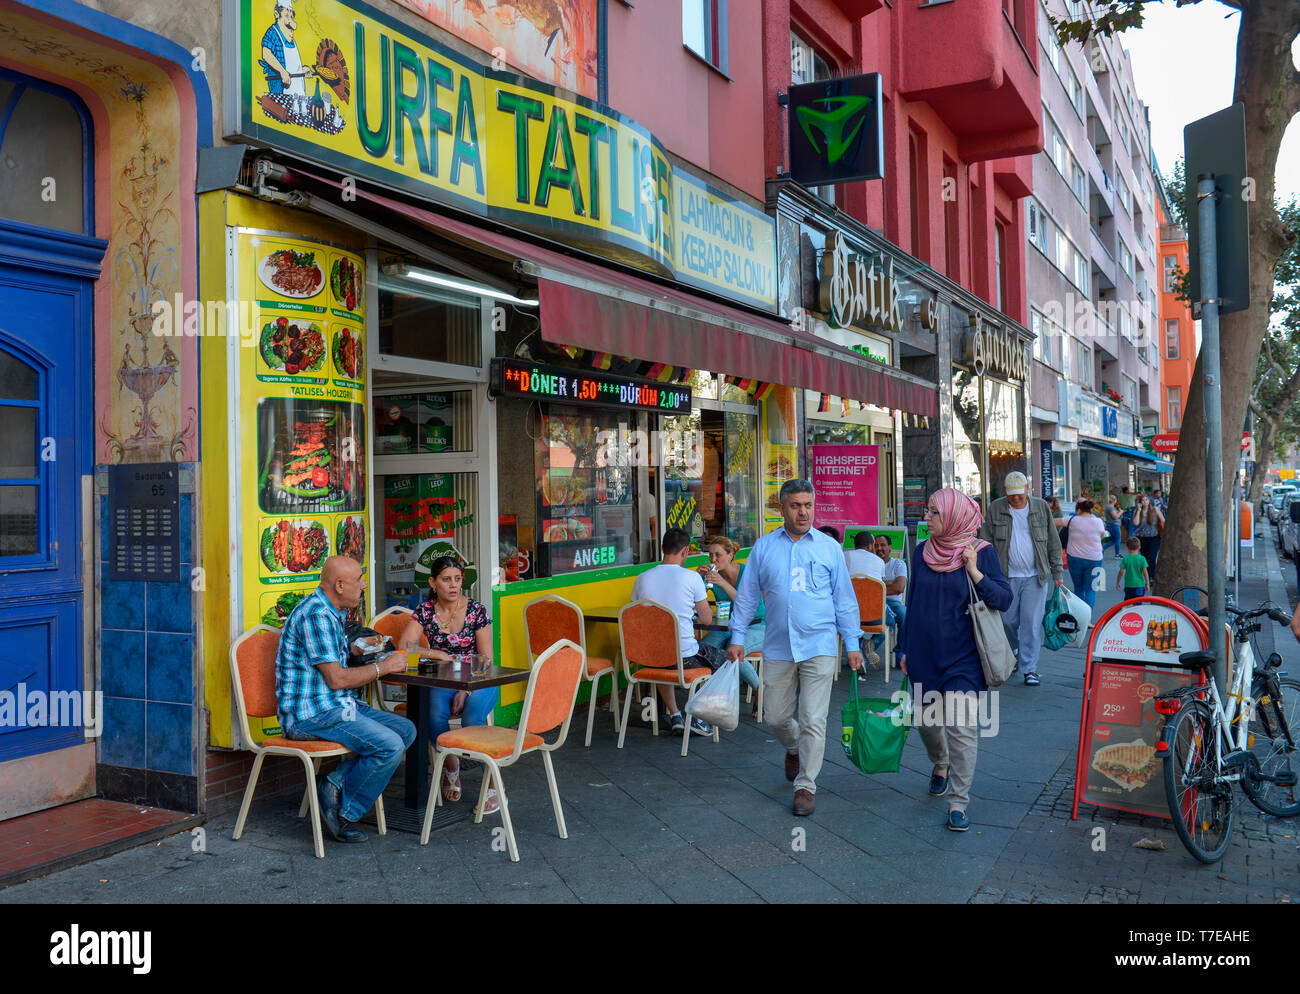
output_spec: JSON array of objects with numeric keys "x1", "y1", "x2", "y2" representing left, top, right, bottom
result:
[
  {"x1": 1081, "y1": 438, "x2": 1169, "y2": 469},
  {"x1": 276, "y1": 166, "x2": 937, "y2": 419}
]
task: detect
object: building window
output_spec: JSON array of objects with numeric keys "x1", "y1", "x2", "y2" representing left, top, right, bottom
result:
[
  {"x1": 0, "y1": 71, "x2": 90, "y2": 235},
  {"x1": 1076, "y1": 340, "x2": 1092, "y2": 389},
  {"x1": 1071, "y1": 160, "x2": 1087, "y2": 205},
  {"x1": 1123, "y1": 374, "x2": 1137, "y2": 413},
  {"x1": 1118, "y1": 238, "x2": 1134, "y2": 280},
  {"x1": 1163, "y1": 254, "x2": 1178, "y2": 292},
  {"x1": 1167, "y1": 387, "x2": 1181, "y2": 430},
  {"x1": 944, "y1": 157, "x2": 960, "y2": 280},
  {"x1": 1027, "y1": 199, "x2": 1041, "y2": 248},
  {"x1": 1165, "y1": 319, "x2": 1180, "y2": 359},
  {"x1": 684, "y1": 0, "x2": 727, "y2": 73},
  {"x1": 790, "y1": 31, "x2": 834, "y2": 205},
  {"x1": 909, "y1": 125, "x2": 930, "y2": 263},
  {"x1": 1074, "y1": 249, "x2": 1089, "y2": 294},
  {"x1": 995, "y1": 219, "x2": 1007, "y2": 311}
]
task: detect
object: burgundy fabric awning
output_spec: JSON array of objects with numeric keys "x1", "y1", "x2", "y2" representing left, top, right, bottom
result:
[{"x1": 284, "y1": 167, "x2": 937, "y2": 418}]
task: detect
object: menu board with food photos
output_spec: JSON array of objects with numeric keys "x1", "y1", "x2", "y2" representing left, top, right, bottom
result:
[
  {"x1": 762, "y1": 386, "x2": 798, "y2": 534},
  {"x1": 238, "y1": 230, "x2": 368, "y2": 737}
]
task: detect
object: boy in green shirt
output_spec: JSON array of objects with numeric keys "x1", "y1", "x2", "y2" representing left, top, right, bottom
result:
[{"x1": 1118, "y1": 536, "x2": 1150, "y2": 600}]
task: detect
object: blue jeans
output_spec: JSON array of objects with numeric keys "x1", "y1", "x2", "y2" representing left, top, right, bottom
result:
[
  {"x1": 1002, "y1": 576, "x2": 1051, "y2": 676},
  {"x1": 886, "y1": 597, "x2": 906, "y2": 647},
  {"x1": 1067, "y1": 556, "x2": 1104, "y2": 612},
  {"x1": 703, "y1": 625, "x2": 762, "y2": 690},
  {"x1": 1124, "y1": 587, "x2": 1145, "y2": 600},
  {"x1": 430, "y1": 686, "x2": 499, "y2": 743},
  {"x1": 1104, "y1": 521, "x2": 1122, "y2": 556},
  {"x1": 287, "y1": 702, "x2": 416, "y2": 824}
]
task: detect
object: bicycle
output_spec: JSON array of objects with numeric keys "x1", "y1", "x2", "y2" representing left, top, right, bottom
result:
[{"x1": 1155, "y1": 601, "x2": 1300, "y2": 863}]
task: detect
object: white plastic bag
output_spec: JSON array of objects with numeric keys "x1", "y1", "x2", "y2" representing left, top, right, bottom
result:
[
  {"x1": 1062, "y1": 587, "x2": 1092, "y2": 649},
  {"x1": 685, "y1": 659, "x2": 739, "y2": 731}
]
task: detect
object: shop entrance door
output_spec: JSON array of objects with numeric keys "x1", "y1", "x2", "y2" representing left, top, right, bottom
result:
[
  {"x1": 371, "y1": 380, "x2": 498, "y2": 614},
  {"x1": 0, "y1": 256, "x2": 94, "y2": 763}
]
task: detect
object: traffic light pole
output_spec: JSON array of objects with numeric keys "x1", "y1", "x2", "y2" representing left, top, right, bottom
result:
[{"x1": 1198, "y1": 173, "x2": 1228, "y2": 695}]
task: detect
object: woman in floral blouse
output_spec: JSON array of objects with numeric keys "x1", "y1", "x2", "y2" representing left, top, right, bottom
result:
[{"x1": 398, "y1": 556, "x2": 497, "y2": 811}]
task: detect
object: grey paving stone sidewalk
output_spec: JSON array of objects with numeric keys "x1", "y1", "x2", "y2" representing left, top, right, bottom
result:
[{"x1": 6, "y1": 532, "x2": 1300, "y2": 904}]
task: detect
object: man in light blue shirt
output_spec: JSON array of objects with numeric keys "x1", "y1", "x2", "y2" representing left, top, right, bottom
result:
[{"x1": 728, "y1": 479, "x2": 863, "y2": 815}]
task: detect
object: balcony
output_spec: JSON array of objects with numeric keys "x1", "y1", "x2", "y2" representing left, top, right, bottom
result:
[
  {"x1": 898, "y1": 1, "x2": 1042, "y2": 162},
  {"x1": 1088, "y1": 160, "x2": 1114, "y2": 218},
  {"x1": 1090, "y1": 302, "x2": 1120, "y2": 361},
  {"x1": 1091, "y1": 227, "x2": 1117, "y2": 290},
  {"x1": 832, "y1": 0, "x2": 884, "y2": 17}
]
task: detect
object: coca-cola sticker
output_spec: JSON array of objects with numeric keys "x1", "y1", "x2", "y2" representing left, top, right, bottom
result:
[
  {"x1": 1119, "y1": 612, "x2": 1144, "y2": 636},
  {"x1": 1094, "y1": 724, "x2": 1112, "y2": 741}
]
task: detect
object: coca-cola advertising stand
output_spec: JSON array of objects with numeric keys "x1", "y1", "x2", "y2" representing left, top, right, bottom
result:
[{"x1": 1071, "y1": 597, "x2": 1212, "y2": 819}]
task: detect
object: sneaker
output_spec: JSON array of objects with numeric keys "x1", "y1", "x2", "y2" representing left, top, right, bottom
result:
[
  {"x1": 689, "y1": 716, "x2": 713, "y2": 736},
  {"x1": 666, "y1": 711, "x2": 686, "y2": 734},
  {"x1": 1024, "y1": 672, "x2": 1040, "y2": 686},
  {"x1": 947, "y1": 809, "x2": 971, "y2": 832}
]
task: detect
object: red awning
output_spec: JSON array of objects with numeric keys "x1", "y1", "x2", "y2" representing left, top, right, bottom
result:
[{"x1": 283, "y1": 167, "x2": 937, "y2": 418}]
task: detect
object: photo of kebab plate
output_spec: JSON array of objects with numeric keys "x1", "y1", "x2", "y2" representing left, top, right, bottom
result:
[
  {"x1": 258, "y1": 249, "x2": 325, "y2": 299},
  {"x1": 260, "y1": 519, "x2": 329, "y2": 574},
  {"x1": 260, "y1": 590, "x2": 306, "y2": 628},
  {"x1": 331, "y1": 326, "x2": 363, "y2": 380},
  {"x1": 260, "y1": 405, "x2": 364, "y2": 510},
  {"x1": 261, "y1": 317, "x2": 326, "y2": 374}
]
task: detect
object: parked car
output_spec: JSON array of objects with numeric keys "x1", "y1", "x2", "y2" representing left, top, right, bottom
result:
[
  {"x1": 1268, "y1": 486, "x2": 1297, "y2": 523},
  {"x1": 1277, "y1": 495, "x2": 1300, "y2": 557}
]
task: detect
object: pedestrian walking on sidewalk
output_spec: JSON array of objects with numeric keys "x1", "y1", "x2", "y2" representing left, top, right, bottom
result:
[
  {"x1": 1103, "y1": 494, "x2": 1124, "y2": 558},
  {"x1": 978, "y1": 471, "x2": 1064, "y2": 687},
  {"x1": 1064, "y1": 499, "x2": 1106, "y2": 612},
  {"x1": 1117, "y1": 537, "x2": 1150, "y2": 600},
  {"x1": 1130, "y1": 494, "x2": 1164, "y2": 578},
  {"x1": 728, "y1": 479, "x2": 863, "y2": 817},
  {"x1": 899, "y1": 488, "x2": 1012, "y2": 832}
]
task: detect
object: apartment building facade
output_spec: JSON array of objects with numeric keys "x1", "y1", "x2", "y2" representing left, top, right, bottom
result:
[
  {"x1": 762, "y1": 0, "x2": 1042, "y2": 515},
  {"x1": 1027, "y1": 0, "x2": 1169, "y2": 501}
]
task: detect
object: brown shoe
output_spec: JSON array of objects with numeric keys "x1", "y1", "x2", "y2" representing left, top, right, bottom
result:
[
  {"x1": 784, "y1": 752, "x2": 799, "y2": 782},
  {"x1": 793, "y1": 788, "x2": 815, "y2": 816}
]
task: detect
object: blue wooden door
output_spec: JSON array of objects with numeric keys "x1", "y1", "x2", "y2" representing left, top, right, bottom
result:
[{"x1": 0, "y1": 259, "x2": 91, "y2": 760}]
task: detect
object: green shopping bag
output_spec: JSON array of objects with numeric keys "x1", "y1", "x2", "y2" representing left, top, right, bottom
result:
[
  {"x1": 1041, "y1": 587, "x2": 1074, "y2": 652},
  {"x1": 841, "y1": 675, "x2": 912, "y2": 775}
]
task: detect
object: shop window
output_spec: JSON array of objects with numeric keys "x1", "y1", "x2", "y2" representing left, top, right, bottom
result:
[
  {"x1": 377, "y1": 471, "x2": 484, "y2": 606},
  {"x1": 662, "y1": 406, "x2": 761, "y2": 551},
  {"x1": 0, "y1": 71, "x2": 89, "y2": 235},
  {"x1": 952, "y1": 366, "x2": 984, "y2": 503},
  {"x1": 373, "y1": 389, "x2": 474, "y2": 454},
  {"x1": 0, "y1": 346, "x2": 40, "y2": 557},
  {"x1": 377, "y1": 268, "x2": 482, "y2": 369}
]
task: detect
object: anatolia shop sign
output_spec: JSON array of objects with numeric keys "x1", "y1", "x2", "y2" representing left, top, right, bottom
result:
[
  {"x1": 819, "y1": 233, "x2": 923, "y2": 336},
  {"x1": 227, "y1": 0, "x2": 776, "y2": 311},
  {"x1": 964, "y1": 313, "x2": 1027, "y2": 381}
]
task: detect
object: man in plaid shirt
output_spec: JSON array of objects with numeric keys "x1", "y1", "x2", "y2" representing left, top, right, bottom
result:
[{"x1": 277, "y1": 556, "x2": 415, "y2": 843}]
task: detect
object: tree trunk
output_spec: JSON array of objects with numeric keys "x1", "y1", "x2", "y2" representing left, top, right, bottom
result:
[
  {"x1": 1248, "y1": 414, "x2": 1276, "y2": 502},
  {"x1": 1153, "y1": 0, "x2": 1300, "y2": 596}
]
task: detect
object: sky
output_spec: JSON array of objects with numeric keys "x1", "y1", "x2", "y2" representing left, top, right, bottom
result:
[{"x1": 1120, "y1": 0, "x2": 1300, "y2": 207}]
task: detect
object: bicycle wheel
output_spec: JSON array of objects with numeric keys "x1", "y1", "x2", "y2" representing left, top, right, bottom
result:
[
  {"x1": 1163, "y1": 701, "x2": 1235, "y2": 863},
  {"x1": 1243, "y1": 676, "x2": 1300, "y2": 817}
]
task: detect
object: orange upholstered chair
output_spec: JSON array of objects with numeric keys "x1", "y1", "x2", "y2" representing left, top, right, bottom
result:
[
  {"x1": 616, "y1": 599, "x2": 719, "y2": 756},
  {"x1": 420, "y1": 639, "x2": 585, "y2": 861},
  {"x1": 523, "y1": 594, "x2": 619, "y2": 746},
  {"x1": 370, "y1": 606, "x2": 423, "y2": 713},
  {"x1": 851, "y1": 575, "x2": 893, "y2": 683},
  {"x1": 229, "y1": 625, "x2": 387, "y2": 859}
]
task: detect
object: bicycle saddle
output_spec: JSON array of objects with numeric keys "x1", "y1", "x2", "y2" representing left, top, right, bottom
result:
[{"x1": 1178, "y1": 650, "x2": 1215, "y2": 671}]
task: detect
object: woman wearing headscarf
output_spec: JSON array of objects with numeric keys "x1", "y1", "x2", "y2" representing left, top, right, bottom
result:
[{"x1": 899, "y1": 489, "x2": 1013, "y2": 832}]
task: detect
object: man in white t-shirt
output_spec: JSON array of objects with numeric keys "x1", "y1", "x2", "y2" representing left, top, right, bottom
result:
[
  {"x1": 631, "y1": 528, "x2": 714, "y2": 736},
  {"x1": 874, "y1": 534, "x2": 908, "y2": 642},
  {"x1": 844, "y1": 531, "x2": 883, "y2": 580}
]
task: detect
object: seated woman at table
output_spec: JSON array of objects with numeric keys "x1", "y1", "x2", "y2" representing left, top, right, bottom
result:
[
  {"x1": 697, "y1": 535, "x2": 763, "y2": 714},
  {"x1": 398, "y1": 556, "x2": 498, "y2": 812}
]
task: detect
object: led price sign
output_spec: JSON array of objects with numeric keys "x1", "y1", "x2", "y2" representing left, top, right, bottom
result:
[{"x1": 492, "y1": 359, "x2": 692, "y2": 414}]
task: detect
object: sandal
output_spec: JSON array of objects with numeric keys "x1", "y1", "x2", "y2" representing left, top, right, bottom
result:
[
  {"x1": 478, "y1": 787, "x2": 499, "y2": 815},
  {"x1": 441, "y1": 766, "x2": 462, "y2": 803}
]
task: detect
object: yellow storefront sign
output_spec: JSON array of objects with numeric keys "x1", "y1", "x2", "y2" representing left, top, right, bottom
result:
[{"x1": 229, "y1": 0, "x2": 774, "y2": 309}]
